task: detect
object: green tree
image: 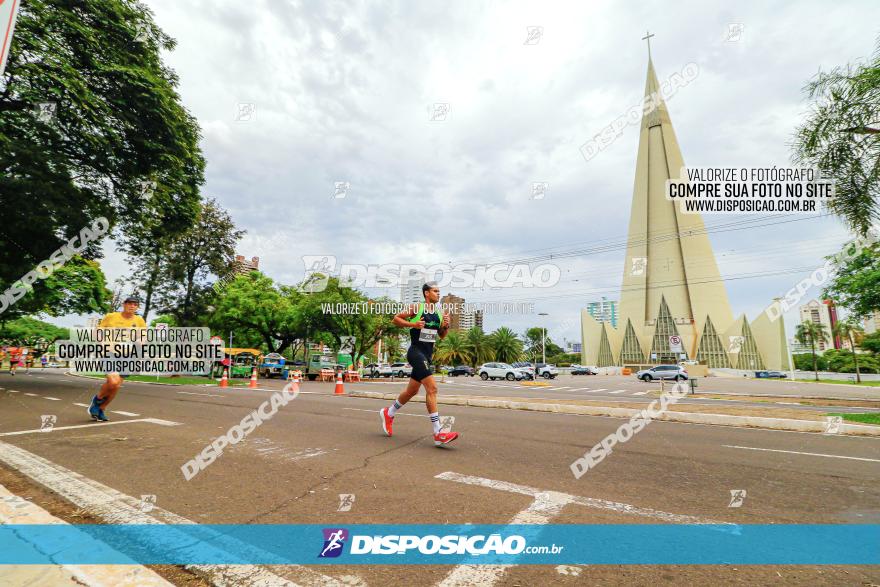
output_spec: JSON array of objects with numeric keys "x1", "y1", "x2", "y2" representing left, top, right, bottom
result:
[
  {"x1": 832, "y1": 319, "x2": 864, "y2": 382},
  {"x1": 793, "y1": 35, "x2": 880, "y2": 235},
  {"x1": 434, "y1": 330, "x2": 471, "y2": 366},
  {"x1": 860, "y1": 331, "x2": 880, "y2": 354},
  {"x1": 0, "y1": 0, "x2": 205, "y2": 296},
  {"x1": 489, "y1": 327, "x2": 523, "y2": 363},
  {"x1": 0, "y1": 317, "x2": 69, "y2": 346},
  {"x1": 208, "y1": 272, "x2": 302, "y2": 354},
  {"x1": 824, "y1": 242, "x2": 880, "y2": 321},
  {"x1": 795, "y1": 321, "x2": 830, "y2": 380},
  {"x1": 464, "y1": 326, "x2": 494, "y2": 367},
  {"x1": 0, "y1": 256, "x2": 111, "y2": 321},
  {"x1": 793, "y1": 353, "x2": 828, "y2": 372}
]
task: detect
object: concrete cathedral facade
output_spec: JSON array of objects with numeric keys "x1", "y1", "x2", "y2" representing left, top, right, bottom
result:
[{"x1": 580, "y1": 56, "x2": 791, "y2": 371}]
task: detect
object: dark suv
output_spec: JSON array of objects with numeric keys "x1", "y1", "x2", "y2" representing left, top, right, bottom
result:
[{"x1": 448, "y1": 365, "x2": 474, "y2": 377}]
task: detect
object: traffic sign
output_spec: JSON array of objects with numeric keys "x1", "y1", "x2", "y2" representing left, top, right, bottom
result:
[
  {"x1": 668, "y1": 335, "x2": 683, "y2": 353},
  {"x1": 0, "y1": 0, "x2": 21, "y2": 78}
]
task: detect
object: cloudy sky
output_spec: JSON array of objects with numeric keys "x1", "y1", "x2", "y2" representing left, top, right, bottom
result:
[{"x1": 79, "y1": 0, "x2": 879, "y2": 345}]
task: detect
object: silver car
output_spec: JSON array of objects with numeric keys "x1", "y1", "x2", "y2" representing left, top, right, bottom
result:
[{"x1": 635, "y1": 364, "x2": 688, "y2": 381}]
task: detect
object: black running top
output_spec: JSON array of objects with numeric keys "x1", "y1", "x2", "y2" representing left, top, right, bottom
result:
[{"x1": 407, "y1": 302, "x2": 444, "y2": 357}]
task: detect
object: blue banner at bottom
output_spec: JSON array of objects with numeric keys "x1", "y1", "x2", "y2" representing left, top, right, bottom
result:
[{"x1": 0, "y1": 524, "x2": 877, "y2": 565}]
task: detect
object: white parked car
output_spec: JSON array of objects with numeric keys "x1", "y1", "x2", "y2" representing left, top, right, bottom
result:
[
  {"x1": 388, "y1": 362, "x2": 412, "y2": 378},
  {"x1": 635, "y1": 365, "x2": 688, "y2": 381},
  {"x1": 479, "y1": 362, "x2": 527, "y2": 381},
  {"x1": 535, "y1": 363, "x2": 558, "y2": 379}
]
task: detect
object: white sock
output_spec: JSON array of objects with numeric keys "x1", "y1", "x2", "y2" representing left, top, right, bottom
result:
[
  {"x1": 430, "y1": 412, "x2": 441, "y2": 434},
  {"x1": 388, "y1": 400, "x2": 403, "y2": 417}
]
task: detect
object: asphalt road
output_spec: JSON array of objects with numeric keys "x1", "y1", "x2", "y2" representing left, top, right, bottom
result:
[
  {"x1": 353, "y1": 374, "x2": 880, "y2": 413},
  {"x1": 0, "y1": 370, "x2": 878, "y2": 586}
]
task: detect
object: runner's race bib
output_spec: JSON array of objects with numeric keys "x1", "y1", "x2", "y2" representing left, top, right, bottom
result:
[{"x1": 419, "y1": 328, "x2": 438, "y2": 343}]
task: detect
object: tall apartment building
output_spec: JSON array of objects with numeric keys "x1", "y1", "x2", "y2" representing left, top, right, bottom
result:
[
  {"x1": 400, "y1": 272, "x2": 426, "y2": 304},
  {"x1": 233, "y1": 255, "x2": 259, "y2": 273},
  {"x1": 799, "y1": 299, "x2": 840, "y2": 352},
  {"x1": 863, "y1": 310, "x2": 880, "y2": 335},
  {"x1": 439, "y1": 293, "x2": 483, "y2": 332}
]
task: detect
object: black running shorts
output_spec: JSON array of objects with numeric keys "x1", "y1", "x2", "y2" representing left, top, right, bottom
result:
[{"x1": 406, "y1": 346, "x2": 434, "y2": 382}]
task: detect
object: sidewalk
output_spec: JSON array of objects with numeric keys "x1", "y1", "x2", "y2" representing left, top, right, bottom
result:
[{"x1": 348, "y1": 390, "x2": 880, "y2": 437}]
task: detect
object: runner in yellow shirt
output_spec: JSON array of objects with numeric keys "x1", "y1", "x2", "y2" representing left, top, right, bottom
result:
[{"x1": 88, "y1": 296, "x2": 147, "y2": 421}]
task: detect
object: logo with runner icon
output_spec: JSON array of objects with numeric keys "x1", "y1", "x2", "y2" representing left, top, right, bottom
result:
[{"x1": 318, "y1": 528, "x2": 349, "y2": 558}]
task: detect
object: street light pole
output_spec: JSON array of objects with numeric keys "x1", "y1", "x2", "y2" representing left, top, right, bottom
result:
[{"x1": 537, "y1": 312, "x2": 549, "y2": 375}]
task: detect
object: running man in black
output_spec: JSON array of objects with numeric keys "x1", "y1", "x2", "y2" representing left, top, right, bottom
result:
[{"x1": 380, "y1": 282, "x2": 459, "y2": 446}]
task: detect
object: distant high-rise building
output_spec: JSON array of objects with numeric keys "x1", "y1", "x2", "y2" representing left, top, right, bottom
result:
[
  {"x1": 799, "y1": 299, "x2": 836, "y2": 352},
  {"x1": 863, "y1": 310, "x2": 880, "y2": 335},
  {"x1": 586, "y1": 297, "x2": 618, "y2": 328},
  {"x1": 400, "y1": 272, "x2": 426, "y2": 304},
  {"x1": 788, "y1": 338, "x2": 813, "y2": 355},
  {"x1": 440, "y1": 293, "x2": 483, "y2": 332},
  {"x1": 232, "y1": 255, "x2": 260, "y2": 275}
]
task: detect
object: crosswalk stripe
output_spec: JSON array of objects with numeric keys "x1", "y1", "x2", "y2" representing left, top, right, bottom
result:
[
  {"x1": 632, "y1": 391, "x2": 650, "y2": 396},
  {"x1": 43, "y1": 397, "x2": 61, "y2": 401},
  {"x1": 609, "y1": 390, "x2": 627, "y2": 394},
  {"x1": 24, "y1": 393, "x2": 38, "y2": 397}
]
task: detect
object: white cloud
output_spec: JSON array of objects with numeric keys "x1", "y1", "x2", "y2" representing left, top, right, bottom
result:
[{"x1": 69, "y1": 0, "x2": 875, "y2": 342}]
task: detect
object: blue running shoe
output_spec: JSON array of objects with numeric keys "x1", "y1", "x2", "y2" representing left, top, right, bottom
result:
[
  {"x1": 88, "y1": 395, "x2": 103, "y2": 421},
  {"x1": 96, "y1": 409, "x2": 109, "y2": 422}
]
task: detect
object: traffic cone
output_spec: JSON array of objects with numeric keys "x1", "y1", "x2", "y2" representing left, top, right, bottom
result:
[
  {"x1": 249, "y1": 367, "x2": 259, "y2": 389},
  {"x1": 219, "y1": 367, "x2": 229, "y2": 388},
  {"x1": 334, "y1": 371, "x2": 345, "y2": 395},
  {"x1": 288, "y1": 371, "x2": 300, "y2": 394}
]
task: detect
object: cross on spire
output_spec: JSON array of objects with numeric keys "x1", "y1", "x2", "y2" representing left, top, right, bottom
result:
[{"x1": 642, "y1": 30, "x2": 655, "y2": 59}]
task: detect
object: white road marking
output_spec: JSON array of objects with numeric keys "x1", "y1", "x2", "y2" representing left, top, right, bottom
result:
[
  {"x1": 608, "y1": 390, "x2": 627, "y2": 394},
  {"x1": 177, "y1": 391, "x2": 222, "y2": 397},
  {"x1": 632, "y1": 391, "x2": 650, "y2": 396},
  {"x1": 545, "y1": 387, "x2": 569, "y2": 391},
  {"x1": 435, "y1": 472, "x2": 726, "y2": 586},
  {"x1": 0, "y1": 484, "x2": 172, "y2": 586},
  {"x1": 723, "y1": 445, "x2": 880, "y2": 463},
  {"x1": 24, "y1": 393, "x2": 38, "y2": 397},
  {"x1": 343, "y1": 407, "x2": 429, "y2": 418},
  {"x1": 436, "y1": 472, "x2": 724, "y2": 524},
  {"x1": 43, "y1": 397, "x2": 61, "y2": 401},
  {"x1": 111, "y1": 410, "x2": 140, "y2": 417},
  {"x1": 73, "y1": 402, "x2": 90, "y2": 408},
  {"x1": 590, "y1": 388, "x2": 607, "y2": 392},
  {"x1": 0, "y1": 418, "x2": 181, "y2": 437},
  {"x1": 0, "y1": 440, "x2": 364, "y2": 587}
]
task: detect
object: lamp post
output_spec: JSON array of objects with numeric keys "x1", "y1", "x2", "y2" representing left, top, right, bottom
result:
[{"x1": 537, "y1": 312, "x2": 549, "y2": 376}]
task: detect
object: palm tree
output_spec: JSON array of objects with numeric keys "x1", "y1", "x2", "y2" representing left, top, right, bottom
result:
[
  {"x1": 381, "y1": 333, "x2": 403, "y2": 362},
  {"x1": 793, "y1": 34, "x2": 880, "y2": 236},
  {"x1": 489, "y1": 327, "x2": 524, "y2": 364},
  {"x1": 795, "y1": 321, "x2": 830, "y2": 381},
  {"x1": 434, "y1": 330, "x2": 471, "y2": 366},
  {"x1": 832, "y1": 319, "x2": 864, "y2": 383},
  {"x1": 463, "y1": 327, "x2": 495, "y2": 368}
]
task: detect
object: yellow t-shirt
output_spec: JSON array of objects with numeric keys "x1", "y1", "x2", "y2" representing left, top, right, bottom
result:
[{"x1": 99, "y1": 312, "x2": 147, "y2": 329}]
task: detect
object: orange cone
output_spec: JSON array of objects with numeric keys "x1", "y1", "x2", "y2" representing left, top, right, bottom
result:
[
  {"x1": 219, "y1": 367, "x2": 229, "y2": 388},
  {"x1": 334, "y1": 371, "x2": 345, "y2": 395},
  {"x1": 288, "y1": 371, "x2": 300, "y2": 394},
  {"x1": 249, "y1": 367, "x2": 258, "y2": 389}
]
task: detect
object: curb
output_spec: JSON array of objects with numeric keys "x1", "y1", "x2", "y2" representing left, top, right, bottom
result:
[{"x1": 347, "y1": 391, "x2": 880, "y2": 437}]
